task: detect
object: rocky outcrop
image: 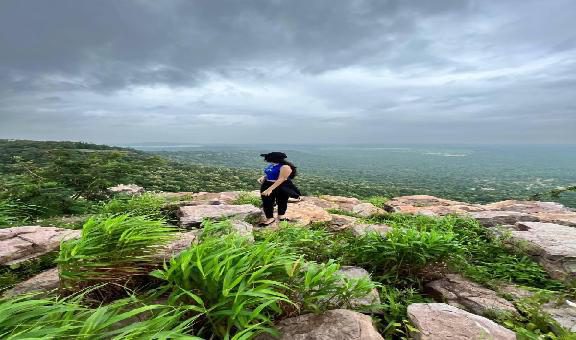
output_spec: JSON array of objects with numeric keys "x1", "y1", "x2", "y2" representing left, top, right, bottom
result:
[
  {"x1": 3, "y1": 268, "x2": 60, "y2": 297},
  {"x1": 469, "y1": 211, "x2": 539, "y2": 227},
  {"x1": 0, "y1": 226, "x2": 81, "y2": 266},
  {"x1": 542, "y1": 300, "x2": 576, "y2": 333},
  {"x1": 318, "y1": 195, "x2": 362, "y2": 211},
  {"x1": 533, "y1": 213, "x2": 576, "y2": 228},
  {"x1": 506, "y1": 222, "x2": 576, "y2": 281},
  {"x1": 107, "y1": 184, "x2": 144, "y2": 195},
  {"x1": 407, "y1": 303, "x2": 516, "y2": 340},
  {"x1": 230, "y1": 220, "x2": 255, "y2": 241},
  {"x1": 178, "y1": 204, "x2": 261, "y2": 228},
  {"x1": 154, "y1": 231, "x2": 200, "y2": 261},
  {"x1": 283, "y1": 201, "x2": 332, "y2": 226},
  {"x1": 352, "y1": 203, "x2": 385, "y2": 217},
  {"x1": 384, "y1": 195, "x2": 484, "y2": 216},
  {"x1": 426, "y1": 274, "x2": 517, "y2": 316},
  {"x1": 350, "y1": 224, "x2": 391, "y2": 237},
  {"x1": 328, "y1": 214, "x2": 359, "y2": 231},
  {"x1": 257, "y1": 309, "x2": 383, "y2": 340},
  {"x1": 483, "y1": 200, "x2": 573, "y2": 214},
  {"x1": 337, "y1": 266, "x2": 380, "y2": 309}
]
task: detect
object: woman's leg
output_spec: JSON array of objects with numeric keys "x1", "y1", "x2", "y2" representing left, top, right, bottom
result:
[
  {"x1": 260, "y1": 182, "x2": 275, "y2": 219},
  {"x1": 276, "y1": 186, "x2": 290, "y2": 217}
]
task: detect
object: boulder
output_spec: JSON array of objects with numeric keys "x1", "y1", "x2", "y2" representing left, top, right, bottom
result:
[
  {"x1": 352, "y1": 203, "x2": 385, "y2": 217},
  {"x1": 329, "y1": 214, "x2": 359, "y2": 231},
  {"x1": 426, "y1": 274, "x2": 517, "y2": 316},
  {"x1": 337, "y1": 266, "x2": 380, "y2": 308},
  {"x1": 0, "y1": 226, "x2": 81, "y2": 266},
  {"x1": 469, "y1": 211, "x2": 539, "y2": 227},
  {"x1": 257, "y1": 309, "x2": 383, "y2": 340},
  {"x1": 178, "y1": 204, "x2": 261, "y2": 228},
  {"x1": 3, "y1": 268, "x2": 60, "y2": 297},
  {"x1": 407, "y1": 303, "x2": 516, "y2": 340},
  {"x1": 483, "y1": 200, "x2": 573, "y2": 214},
  {"x1": 283, "y1": 201, "x2": 332, "y2": 226},
  {"x1": 542, "y1": 300, "x2": 576, "y2": 332},
  {"x1": 153, "y1": 231, "x2": 200, "y2": 261},
  {"x1": 107, "y1": 184, "x2": 144, "y2": 195},
  {"x1": 507, "y1": 222, "x2": 576, "y2": 281},
  {"x1": 385, "y1": 195, "x2": 484, "y2": 215},
  {"x1": 319, "y1": 195, "x2": 362, "y2": 211},
  {"x1": 230, "y1": 220, "x2": 254, "y2": 241},
  {"x1": 350, "y1": 224, "x2": 391, "y2": 237}
]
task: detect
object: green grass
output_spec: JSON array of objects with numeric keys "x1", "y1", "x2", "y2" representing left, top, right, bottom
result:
[
  {"x1": 365, "y1": 196, "x2": 389, "y2": 208},
  {"x1": 57, "y1": 215, "x2": 176, "y2": 292},
  {"x1": 326, "y1": 208, "x2": 360, "y2": 217},
  {"x1": 231, "y1": 191, "x2": 261, "y2": 207},
  {"x1": 0, "y1": 253, "x2": 57, "y2": 293},
  {"x1": 99, "y1": 193, "x2": 166, "y2": 219}
]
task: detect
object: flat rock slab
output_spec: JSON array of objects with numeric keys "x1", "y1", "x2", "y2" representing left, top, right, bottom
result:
[
  {"x1": 352, "y1": 203, "x2": 385, "y2": 217},
  {"x1": 426, "y1": 274, "x2": 517, "y2": 316},
  {"x1": 329, "y1": 214, "x2": 359, "y2": 231},
  {"x1": 257, "y1": 309, "x2": 384, "y2": 340},
  {"x1": 337, "y1": 266, "x2": 381, "y2": 309},
  {"x1": 178, "y1": 204, "x2": 261, "y2": 228},
  {"x1": 483, "y1": 200, "x2": 573, "y2": 214},
  {"x1": 283, "y1": 201, "x2": 332, "y2": 226},
  {"x1": 407, "y1": 303, "x2": 516, "y2": 340},
  {"x1": 542, "y1": 301, "x2": 576, "y2": 332},
  {"x1": 350, "y1": 224, "x2": 391, "y2": 237},
  {"x1": 318, "y1": 195, "x2": 362, "y2": 212},
  {"x1": 0, "y1": 226, "x2": 81, "y2": 266},
  {"x1": 3, "y1": 268, "x2": 60, "y2": 297},
  {"x1": 469, "y1": 211, "x2": 539, "y2": 227},
  {"x1": 533, "y1": 212, "x2": 576, "y2": 227},
  {"x1": 508, "y1": 222, "x2": 576, "y2": 281},
  {"x1": 385, "y1": 195, "x2": 484, "y2": 216}
]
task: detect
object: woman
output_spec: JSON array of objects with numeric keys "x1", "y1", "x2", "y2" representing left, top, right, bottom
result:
[{"x1": 258, "y1": 152, "x2": 300, "y2": 226}]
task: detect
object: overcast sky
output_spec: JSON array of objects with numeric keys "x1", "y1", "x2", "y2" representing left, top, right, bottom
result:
[{"x1": 1, "y1": 0, "x2": 575, "y2": 144}]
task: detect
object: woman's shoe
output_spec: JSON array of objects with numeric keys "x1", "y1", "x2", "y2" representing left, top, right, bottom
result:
[{"x1": 259, "y1": 218, "x2": 276, "y2": 226}]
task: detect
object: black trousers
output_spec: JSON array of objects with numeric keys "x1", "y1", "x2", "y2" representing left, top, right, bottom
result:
[{"x1": 260, "y1": 181, "x2": 289, "y2": 219}]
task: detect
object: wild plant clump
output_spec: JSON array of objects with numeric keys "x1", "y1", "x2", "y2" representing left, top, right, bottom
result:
[{"x1": 57, "y1": 214, "x2": 176, "y2": 292}]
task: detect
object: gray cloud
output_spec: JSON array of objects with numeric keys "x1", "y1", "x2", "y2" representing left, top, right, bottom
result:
[{"x1": 0, "y1": 0, "x2": 575, "y2": 144}]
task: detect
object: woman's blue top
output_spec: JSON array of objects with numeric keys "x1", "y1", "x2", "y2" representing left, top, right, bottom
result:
[{"x1": 264, "y1": 163, "x2": 283, "y2": 181}]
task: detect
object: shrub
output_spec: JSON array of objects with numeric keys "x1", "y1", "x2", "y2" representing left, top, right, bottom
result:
[
  {"x1": 99, "y1": 193, "x2": 166, "y2": 219},
  {"x1": 366, "y1": 196, "x2": 389, "y2": 208},
  {"x1": 57, "y1": 215, "x2": 176, "y2": 292},
  {"x1": 0, "y1": 293, "x2": 200, "y2": 339},
  {"x1": 232, "y1": 192, "x2": 261, "y2": 207}
]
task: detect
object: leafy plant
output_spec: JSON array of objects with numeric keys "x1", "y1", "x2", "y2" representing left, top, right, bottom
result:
[
  {"x1": 231, "y1": 192, "x2": 261, "y2": 207},
  {"x1": 326, "y1": 208, "x2": 360, "y2": 217},
  {"x1": 0, "y1": 292, "x2": 200, "y2": 339},
  {"x1": 57, "y1": 215, "x2": 176, "y2": 291},
  {"x1": 366, "y1": 196, "x2": 389, "y2": 208},
  {"x1": 100, "y1": 193, "x2": 166, "y2": 219}
]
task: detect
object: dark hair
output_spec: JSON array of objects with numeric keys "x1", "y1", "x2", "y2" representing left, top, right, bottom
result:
[{"x1": 261, "y1": 152, "x2": 297, "y2": 178}]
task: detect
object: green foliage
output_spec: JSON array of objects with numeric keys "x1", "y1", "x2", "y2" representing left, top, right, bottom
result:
[
  {"x1": 0, "y1": 293, "x2": 200, "y2": 339},
  {"x1": 99, "y1": 193, "x2": 166, "y2": 219},
  {"x1": 0, "y1": 199, "x2": 28, "y2": 226},
  {"x1": 57, "y1": 215, "x2": 176, "y2": 289},
  {"x1": 377, "y1": 286, "x2": 431, "y2": 338},
  {"x1": 231, "y1": 192, "x2": 261, "y2": 207},
  {"x1": 153, "y1": 221, "x2": 376, "y2": 339},
  {"x1": 0, "y1": 253, "x2": 57, "y2": 292},
  {"x1": 326, "y1": 208, "x2": 360, "y2": 217},
  {"x1": 365, "y1": 196, "x2": 389, "y2": 208}
]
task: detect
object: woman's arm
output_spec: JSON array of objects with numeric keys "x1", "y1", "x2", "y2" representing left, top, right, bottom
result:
[{"x1": 261, "y1": 165, "x2": 292, "y2": 196}]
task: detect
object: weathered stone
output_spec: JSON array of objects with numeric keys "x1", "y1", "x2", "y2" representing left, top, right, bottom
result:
[
  {"x1": 107, "y1": 184, "x2": 144, "y2": 195},
  {"x1": 483, "y1": 200, "x2": 573, "y2": 214},
  {"x1": 384, "y1": 195, "x2": 484, "y2": 216},
  {"x1": 0, "y1": 226, "x2": 81, "y2": 266},
  {"x1": 3, "y1": 268, "x2": 60, "y2": 297},
  {"x1": 533, "y1": 212, "x2": 576, "y2": 227},
  {"x1": 230, "y1": 220, "x2": 254, "y2": 241},
  {"x1": 469, "y1": 211, "x2": 539, "y2": 227},
  {"x1": 350, "y1": 224, "x2": 391, "y2": 237},
  {"x1": 257, "y1": 309, "x2": 384, "y2": 340},
  {"x1": 407, "y1": 303, "x2": 516, "y2": 340},
  {"x1": 178, "y1": 204, "x2": 261, "y2": 228},
  {"x1": 542, "y1": 300, "x2": 576, "y2": 332},
  {"x1": 153, "y1": 231, "x2": 200, "y2": 261},
  {"x1": 426, "y1": 274, "x2": 517, "y2": 316},
  {"x1": 507, "y1": 222, "x2": 576, "y2": 281},
  {"x1": 337, "y1": 266, "x2": 381, "y2": 308},
  {"x1": 319, "y1": 195, "x2": 362, "y2": 211},
  {"x1": 352, "y1": 203, "x2": 385, "y2": 217},
  {"x1": 301, "y1": 196, "x2": 339, "y2": 210},
  {"x1": 282, "y1": 201, "x2": 332, "y2": 226},
  {"x1": 329, "y1": 214, "x2": 359, "y2": 231}
]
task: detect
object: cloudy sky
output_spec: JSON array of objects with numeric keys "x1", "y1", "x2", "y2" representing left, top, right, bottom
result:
[{"x1": 1, "y1": 0, "x2": 575, "y2": 144}]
